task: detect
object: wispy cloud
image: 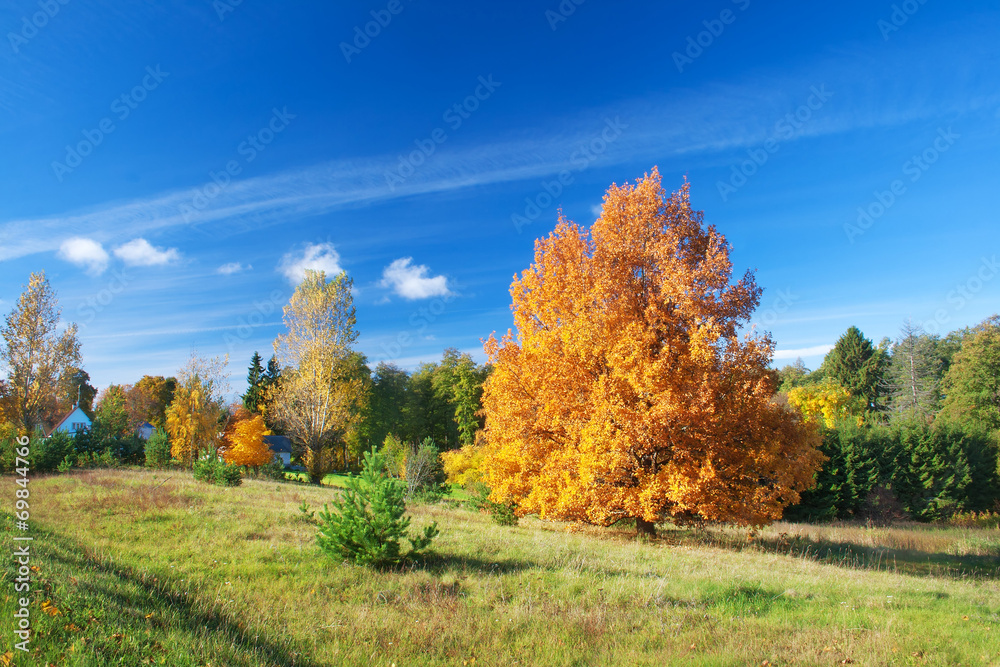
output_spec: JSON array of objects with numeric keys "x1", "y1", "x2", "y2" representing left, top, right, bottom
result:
[
  {"x1": 2, "y1": 31, "x2": 995, "y2": 264},
  {"x1": 217, "y1": 262, "x2": 250, "y2": 275},
  {"x1": 113, "y1": 238, "x2": 180, "y2": 267},
  {"x1": 380, "y1": 258, "x2": 451, "y2": 300},
  {"x1": 83, "y1": 323, "x2": 282, "y2": 339},
  {"x1": 773, "y1": 344, "x2": 834, "y2": 360},
  {"x1": 278, "y1": 242, "x2": 342, "y2": 284},
  {"x1": 57, "y1": 237, "x2": 109, "y2": 275}
]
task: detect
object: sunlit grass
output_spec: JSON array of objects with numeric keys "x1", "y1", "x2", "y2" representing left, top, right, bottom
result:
[
  {"x1": 2, "y1": 469, "x2": 998, "y2": 666},
  {"x1": 281, "y1": 470, "x2": 472, "y2": 501}
]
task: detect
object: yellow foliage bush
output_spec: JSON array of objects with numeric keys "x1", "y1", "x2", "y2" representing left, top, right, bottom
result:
[
  {"x1": 441, "y1": 444, "x2": 485, "y2": 487},
  {"x1": 223, "y1": 414, "x2": 272, "y2": 467},
  {"x1": 786, "y1": 379, "x2": 854, "y2": 428}
]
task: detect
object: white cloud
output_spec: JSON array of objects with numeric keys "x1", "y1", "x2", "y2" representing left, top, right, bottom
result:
[
  {"x1": 380, "y1": 257, "x2": 450, "y2": 300},
  {"x1": 278, "y1": 242, "x2": 342, "y2": 284},
  {"x1": 57, "y1": 237, "x2": 109, "y2": 275},
  {"x1": 773, "y1": 344, "x2": 834, "y2": 360},
  {"x1": 113, "y1": 238, "x2": 180, "y2": 266},
  {"x1": 217, "y1": 262, "x2": 250, "y2": 275},
  {"x1": 590, "y1": 204, "x2": 604, "y2": 219}
]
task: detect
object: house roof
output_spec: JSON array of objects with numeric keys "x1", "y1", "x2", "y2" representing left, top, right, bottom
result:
[
  {"x1": 46, "y1": 406, "x2": 91, "y2": 437},
  {"x1": 263, "y1": 435, "x2": 292, "y2": 453}
]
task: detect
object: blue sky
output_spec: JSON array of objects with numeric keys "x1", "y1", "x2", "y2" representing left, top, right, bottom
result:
[{"x1": 1, "y1": 0, "x2": 998, "y2": 397}]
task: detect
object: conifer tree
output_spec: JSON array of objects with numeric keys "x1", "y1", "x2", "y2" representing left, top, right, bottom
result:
[{"x1": 316, "y1": 447, "x2": 438, "y2": 566}]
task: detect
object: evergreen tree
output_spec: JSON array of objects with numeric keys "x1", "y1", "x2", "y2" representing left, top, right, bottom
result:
[
  {"x1": 785, "y1": 421, "x2": 880, "y2": 521},
  {"x1": 358, "y1": 362, "x2": 409, "y2": 451},
  {"x1": 316, "y1": 447, "x2": 438, "y2": 567},
  {"x1": 884, "y1": 423, "x2": 982, "y2": 520},
  {"x1": 885, "y1": 321, "x2": 941, "y2": 422},
  {"x1": 263, "y1": 355, "x2": 282, "y2": 390},
  {"x1": 821, "y1": 326, "x2": 889, "y2": 416},
  {"x1": 242, "y1": 351, "x2": 266, "y2": 412}
]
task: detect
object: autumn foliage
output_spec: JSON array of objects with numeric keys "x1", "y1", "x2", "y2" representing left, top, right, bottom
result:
[
  {"x1": 786, "y1": 379, "x2": 855, "y2": 428},
  {"x1": 222, "y1": 407, "x2": 273, "y2": 467},
  {"x1": 480, "y1": 169, "x2": 823, "y2": 532},
  {"x1": 165, "y1": 384, "x2": 214, "y2": 467}
]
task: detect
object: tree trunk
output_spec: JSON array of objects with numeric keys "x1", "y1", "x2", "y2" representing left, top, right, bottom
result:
[{"x1": 635, "y1": 516, "x2": 657, "y2": 537}]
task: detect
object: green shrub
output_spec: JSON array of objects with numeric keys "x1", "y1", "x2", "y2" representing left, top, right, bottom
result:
[
  {"x1": 469, "y1": 482, "x2": 519, "y2": 526},
  {"x1": 0, "y1": 423, "x2": 19, "y2": 472},
  {"x1": 298, "y1": 500, "x2": 316, "y2": 524},
  {"x1": 948, "y1": 510, "x2": 1000, "y2": 529},
  {"x1": 30, "y1": 431, "x2": 76, "y2": 473},
  {"x1": 72, "y1": 423, "x2": 145, "y2": 466},
  {"x1": 405, "y1": 438, "x2": 449, "y2": 501},
  {"x1": 214, "y1": 462, "x2": 242, "y2": 487},
  {"x1": 192, "y1": 456, "x2": 242, "y2": 487},
  {"x1": 193, "y1": 457, "x2": 215, "y2": 483},
  {"x1": 144, "y1": 429, "x2": 173, "y2": 468},
  {"x1": 258, "y1": 460, "x2": 287, "y2": 481},
  {"x1": 316, "y1": 448, "x2": 438, "y2": 567},
  {"x1": 71, "y1": 450, "x2": 118, "y2": 469},
  {"x1": 381, "y1": 433, "x2": 407, "y2": 477},
  {"x1": 381, "y1": 435, "x2": 449, "y2": 501}
]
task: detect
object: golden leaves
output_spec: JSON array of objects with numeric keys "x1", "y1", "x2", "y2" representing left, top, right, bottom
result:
[
  {"x1": 222, "y1": 414, "x2": 272, "y2": 467},
  {"x1": 480, "y1": 168, "x2": 822, "y2": 529},
  {"x1": 40, "y1": 600, "x2": 62, "y2": 616},
  {"x1": 787, "y1": 379, "x2": 854, "y2": 428}
]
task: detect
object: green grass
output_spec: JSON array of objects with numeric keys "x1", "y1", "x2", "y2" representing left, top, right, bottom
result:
[
  {"x1": 3, "y1": 468, "x2": 999, "y2": 666},
  {"x1": 281, "y1": 470, "x2": 472, "y2": 501}
]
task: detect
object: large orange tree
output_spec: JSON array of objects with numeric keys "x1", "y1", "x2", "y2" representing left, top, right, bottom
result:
[{"x1": 481, "y1": 169, "x2": 823, "y2": 534}]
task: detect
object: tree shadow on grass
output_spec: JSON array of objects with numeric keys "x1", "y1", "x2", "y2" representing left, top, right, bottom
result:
[
  {"x1": 659, "y1": 526, "x2": 1000, "y2": 580},
  {"x1": 414, "y1": 551, "x2": 536, "y2": 576},
  {"x1": 2, "y1": 519, "x2": 319, "y2": 667},
  {"x1": 700, "y1": 583, "x2": 794, "y2": 617}
]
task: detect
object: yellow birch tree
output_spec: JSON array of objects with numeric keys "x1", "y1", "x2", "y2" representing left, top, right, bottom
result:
[
  {"x1": 269, "y1": 270, "x2": 366, "y2": 483},
  {"x1": 0, "y1": 272, "x2": 81, "y2": 434}
]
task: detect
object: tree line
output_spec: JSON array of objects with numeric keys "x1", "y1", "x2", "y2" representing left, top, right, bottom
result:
[
  {"x1": 0, "y1": 270, "x2": 488, "y2": 484},
  {"x1": 780, "y1": 318, "x2": 1000, "y2": 521}
]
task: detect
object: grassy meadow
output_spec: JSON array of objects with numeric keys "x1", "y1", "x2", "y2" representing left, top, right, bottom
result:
[{"x1": 2, "y1": 469, "x2": 999, "y2": 666}]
